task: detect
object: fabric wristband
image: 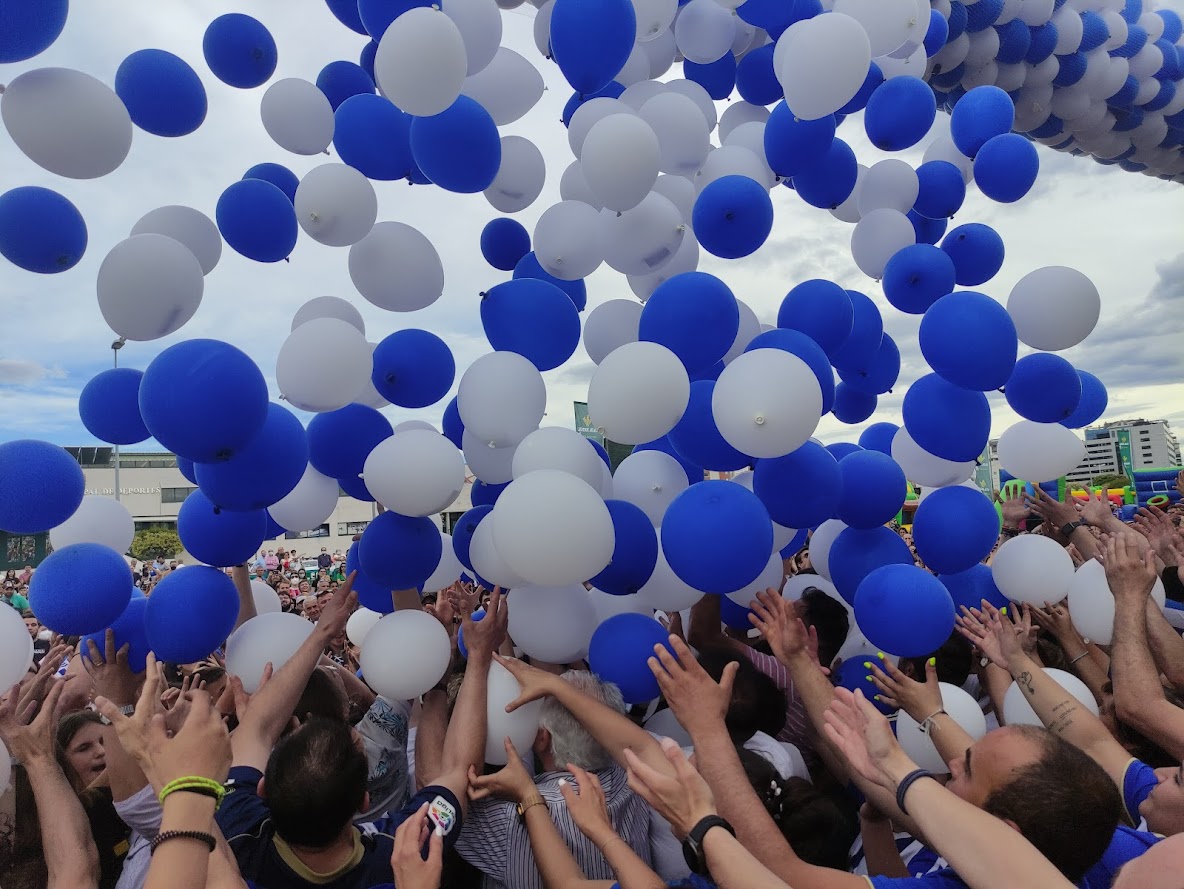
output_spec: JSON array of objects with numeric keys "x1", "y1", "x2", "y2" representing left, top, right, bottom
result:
[
  {"x1": 159, "y1": 776, "x2": 226, "y2": 810},
  {"x1": 895, "y1": 769, "x2": 936, "y2": 816}
]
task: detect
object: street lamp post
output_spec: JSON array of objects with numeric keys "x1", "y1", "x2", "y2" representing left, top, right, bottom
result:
[{"x1": 111, "y1": 338, "x2": 126, "y2": 501}]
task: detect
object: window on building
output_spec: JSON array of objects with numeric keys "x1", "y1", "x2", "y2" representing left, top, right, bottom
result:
[
  {"x1": 442, "y1": 512, "x2": 465, "y2": 534},
  {"x1": 286, "y1": 525, "x2": 330, "y2": 540},
  {"x1": 161, "y1": 487, "x2": 197, "y2": 503},
  {"x1": 337, "y1": 521, "x2": 370, "y2": 536},
  {"x1": 1, "y1": 533, "x2": 47, "y2": 569},
  {"x1": 119, "y1": 456, "x2": 178, "y2": 469}
]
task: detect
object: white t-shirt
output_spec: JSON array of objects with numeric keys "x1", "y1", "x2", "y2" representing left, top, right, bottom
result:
[
  {"x1": 113, "y1": 784, "x2": 161, "y2": 889},
  {"x1": 354, "y1": 696, "x2": 413, "y2": 820}
]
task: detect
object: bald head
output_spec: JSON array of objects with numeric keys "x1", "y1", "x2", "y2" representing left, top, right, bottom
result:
[{"x1": 1114, "y1": 835, "x2": 1184, "y2": 889}]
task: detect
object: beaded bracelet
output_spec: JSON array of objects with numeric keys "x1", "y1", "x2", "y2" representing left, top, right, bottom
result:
[
  {"x1": 159, "y1": 776, "x2": 226, "y2": 810},
  {"x1": 150, "y1": 830, "x2": 217, "y2": 854}
]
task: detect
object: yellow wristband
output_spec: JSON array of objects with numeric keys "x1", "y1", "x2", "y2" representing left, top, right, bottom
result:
[{"x1": 159, "y1": 776, "x2": 226, "y2": 810}]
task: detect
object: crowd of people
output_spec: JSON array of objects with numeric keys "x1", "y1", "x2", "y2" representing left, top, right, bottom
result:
[{"x1": 2, "y1": 479, "x2": 1184, "y2": 889}]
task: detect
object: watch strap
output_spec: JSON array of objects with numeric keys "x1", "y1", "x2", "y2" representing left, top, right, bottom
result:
[
  {"x1": 682, "y1": 815, "x2": 734, "y2": 875},
  {"x1": 1060, "y1": 520, "x2": 1087, "y2": 537}
]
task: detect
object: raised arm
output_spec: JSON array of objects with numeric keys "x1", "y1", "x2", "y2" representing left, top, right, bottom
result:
[
  {"x1": 1143, "y1": 597, "x2": 1184, "y2": 692},
  {"x1": 82, "y1": 630, "x2": 151, "y2": 801},
  {"x1": 230, "y1": 565, "x2": 257, "y2": 633},
  {"x1": 688, "y1": 594, "x2": 746, "y2": 656},
  {"x1": 1027, "y1": 602, "x2": 1110, "y2": 704},
  {"x1": 868, "y1": 654, "x2": 977, "y2": 769}
]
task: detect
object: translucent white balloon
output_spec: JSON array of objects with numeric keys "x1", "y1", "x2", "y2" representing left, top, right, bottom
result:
[
  {"x1": 601, "y1": 193, "x2": 685, "y2": 276},
  {"x1": 424, "y1": 531, "x2": 464, "y2": 592},
  {"x1": 1003, "y1": 668, "x2": 1099, "y2": 726},
  {"x1": 349, "y1": 222, "x2": 444, "y2": 312},
  {"x1": 486, "y1": 659, "x2": 545, "y2": 765},
  {"x1": 809, "y1": 519, "x2": 847, "y2": 582},
  {"x1": 876, "y1": 42, "x2": 928, "y2": 79},
  {"x1": 1, "y1": 67, "x2": 132, "y2": 179},
  {"x1": 464, "y1": 431, "x2": 519, "y2": 484},
  {"x1": 642, "y1": 27, "x2": 678, "y2": 77},
  {"x1": 652, "y1": 173, "x2": 697, "y2": 221},
  {"x1": 508, "y1": 583, "x2": 597, "y2": 662},
  {"x1": 0, "y1": 604, "x2": 34, "y2": 694},
  {"x1": 512, "y1": 427, "x2": 603, "y2": 489},
  {"x1": 441, "y1": 0, "x2": 502, "y2": 75},
  {"x1": 346, "y1": 607, "x2": 382, "y2": 646},
  {"x1": 588, "y1": 342, "x2": 690, "y2": 445},
  {"x1": 897, "y1": 683, "x2": 987, "y2": 773},
  {"x1": 620, "y1": 79, "x2": 667, "y2": 112},
  {"x1": 97, "y1": 235, "x2": 204, "y2": 342},
  {"x1": 461, "y1": 48, "x2": 545, "y2": 125},
  {"x1": 675, "y1": 0, "x2": 738, "y2": 63},
  {"x1": 471, "y1": 512, "x2": 528, "y2": 588},
  {"x1": 727, "y1": 552, "x2": 785, "y2": 607},
  {"x1": 131, "y1": 207, "x2": 222, "y2": 276},
  {"x1": 639, "y1": 92, "x2": 711, "y2": 177},
  {"x1": 891, "y1": 429, "x2": 975, "y2": 488},
  {"x1": 697, "y1": 145, "x2": 774, "y2": 191},
  {"x1": 996, "y1": 422, "x2": 1085, "y2": 487},
  {"x1": 364, "y1": 430, "x2": 464, "y2": 517},
  {"x1": 533, "y1": 201, "x2": 605, "y2": 280},
  {"x1": 628, "y1": 232, "x2": 700, "y2": 301},
  {"x1": 783, "y1": 573, "x2": 842, "y2": 605},
  {"x1": 485, "y1": 135, "x2": 545, "y2": 213},
  {"x1": 639, "y1": 538, "x2": 707, "y2": 611},
  {"x1": 590, "y1": 586, "x2": 652, "y2": 625},
  {"x1": 581, "y1": 114, "x2": 661, "y2": 212},
  {"x1": 533, "y1": 0, "x2": 555, "y2": 57},
  {"x1": 634, "y1": 0, "x2": 678, "y2": 40},
  {"x1": 291, "y1": 296, "x2": 366, "y2": 335},
  {"x1": 49, "y1": 496, "x2": 134, "y2": 554},
  {"x1": 665, "y1": 79, "x2": 718, "y2": 131},
  {"x1": 718, "y1": 102, "x2": 771, "y2": 143},
  {"x1": 494, "y1": 471, "x2": 615, "y2": 586},
  {"x1": 261, "y1": 78, "x2": 334, "y2": 155},
  {"x1": 459, "y1": 352, "x2": 546, "y2": 448},
  {"x1": 226, "y1": 613, "x2": 315, "y2": 693},
  {"x1": 851, "y1": 208, "x2": 916, "y2": 279},
  {"x1": 857, "y1": 160, "x2": 920, "y2": 216},
  {"x1": 616, "y1": 44, "x2": 652, "y2": 87},
  {"x1": 360, "y1": 610, "x2": 452, "y2": 700},
  {"x1": 276, "y1": 318, "x2": 372, "y2": 413},
  {"x1": 584, "y1": 299, "x2": 642, "y2": 364},
  {"x1": 713, "y1": 349, "x2": 823, "y2": 459},
  {"x1": 1007, "y1": 267, "x2": 1101, "y2": 351},
  {"x1": 268, "y1": 464, "x2": 340, "y2": 531},
  {"x1": 294, "y1": 164, "x2": 378, "y2": 247},
  {"x1": 250, "y1": 580, "x2": 282, "y2": 615},
  {"x1": 569, "y1": 98, "x2": 634, "y2": 157},
  {"x1": 1068, "y1": 558, "x2": 1166, "y2": 645},
  {"x1": 613, "y1": 449, "x2": 690, "y2": 525},
  {"x1": 922, "y1": 134, "x2": 974, "y2": 183},
  {"x1": 560, "y1": 161, "x2": 603, "y2": 208},
  {"x1": 722, "y1": 122, "x2": 777, "y2": 187},
  {"x1": 992, "y1": 535, "x2": 1075, "y2": 606},
  {"x1": 777, "y1": 13, "x2": 872, "y2": 120},
  {"x1": 375, "y1": 7, "x2": 468, "y2": 117}
]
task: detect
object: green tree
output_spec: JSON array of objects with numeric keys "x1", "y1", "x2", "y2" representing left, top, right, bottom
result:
[
  {"x1": 1090, "y1": 473, "x2": 1131, "y2": 490},
  {"x1": 130, "y1": 528, "x2": 181, "y2": 561}
]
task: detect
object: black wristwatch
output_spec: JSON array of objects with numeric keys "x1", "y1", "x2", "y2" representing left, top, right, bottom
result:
[
  {"x1": 1060, "y1": 520, "x2": 1088, "y2": 537},
  {"x1": 681, "y1": 815, "x2": 735, "y2": 875}
]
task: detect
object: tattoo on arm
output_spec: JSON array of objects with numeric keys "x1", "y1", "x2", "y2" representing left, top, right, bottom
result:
[
  {"x1": 1047, "y1": 700, "x2": 1077, "y2": 736},
  {"x1": 1018, "y1": 671, "x2": 1035, "y2": 695}
]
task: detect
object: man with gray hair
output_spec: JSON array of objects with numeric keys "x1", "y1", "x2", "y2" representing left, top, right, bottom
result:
[{"x1": 455, "y1": 670, "x2": 653, "y2": 889}]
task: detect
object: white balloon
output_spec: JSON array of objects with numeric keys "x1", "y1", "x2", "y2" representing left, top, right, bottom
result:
[
  {"x1": 598, "y1": 459, "x2": 615, "y2": 500},
  {"x1": 131, "y1": 207, "x2": 222, "y2": 276},
  {"x1": 346, "y1": 607, "x2": 382, "y2": 646},
  {"x1": 834, "y1": 0, "x2": 916, "y2": 53},
  {"x1": 613, "y1": 449, "x2": 690, "y2": 525},
  {"x1": 643, "y1": 27, "x2": 678, "y2": 77},
  {"x1": 992, "y1": 535, "x2": 1075, "y2": 606},
  {"x1": 1003, "y1": 668, "x2": 1099, "y2": 726},
  {"x1": 1067, "y1": 558, "x2": 1166, "y2": 645},
  {"x1": 250, "y1": 580, "x2": 282, "y2": 614},
  {"x1": 697, "y1": 145, "x2": 774, "y2": 191},
  {"x1": 485, "y1": 659, "x2": 545, "y2": 765},
  {"x1": 634, "y1": 0, "x2": 678, "y2": 40},
  {"x1": 276, "y1": 318, "x2": 372, "y2": 413},
  {"x1": 533, "y1": 0, "x2": 555, "y2": 57},
  {"x1": 588, "y1": 342, "x2": 690, "y2": 445},
  {"x1": 354, "y1": 342, "x2": 390, "y2": 410},
  {"x1": 1, "y1": 67, "x2": 132, "y2": 179},
  {"x1": 291, "y1": 296, "x2": 366, "y2": 335},
  {"x1": 0, "y1": 604, "x2": 35, "y2": 694},
  {"x1": 485, "y1": 135, "x2": 545, "y2": 213},
  {"x1": 713, "y1": 349, "x2": 823, "y2": 459},
  {"x1": 891, "y1": 428, "x2": 975, "y2": 488},
  {"x1": 652, "y1": 173, "x2": 697, "y2": 221},
  {"x1": 360, "y1": 610, "x2": 453, "y2": 700},
  {"x1": 643, "y1": 708, "x2": 692, "y2": 747},
  {"x1": 639, "y1": 537, "x2": 707, "y2": 611},
  {"x1": 718, "y1": 102, "x2": 771, "y2": 143},
  {"x1": 559, "y1": 161, "x2": 603, "y2": 208},
  {"x1": 922, "y1": 134, "x2": 974, "y2": 183},
  {"x1": 49, "y1": 496, "x2": 133, "y2": 553},
  {"x1": 851, "y1": 208, "x2": 916, "y2": 279},
  {"x1": 620, "y1": 79, "x2": 667, "y2": 112},
  {"x1": 640, "y1": 92, "x2": 711, "y2": 177},
  {"x1": 777, "y1": 13, "x2": 872, "y2": 120},
  {"x1": 590, "y1": 587, "x2": 652, "y2": 625},
  {"x1": 857, "y1": 160, "x2": 919, "y2": 216},
  {"x1": 494, "y1": 471, "x2": 615, "y2": 586},
  {"x1": 897, "y1": 683, "x2": 988, "y2": 773},
  {"x1": 464, "y1": 431, "x2": 519, "y2": 484},
  {"x1": 584, "y1": 299, "x2": 642, "y2": 364},
  {"x1": 226, "y1": 613, "x2": 315, "y2": 693},
  {"x1": 581, "y1": 114, "x2": 661, "y2": 212},
  {"x1": 364, "y1": 430, "x2": 464, "y2": 517},
  {"x1": 512, "y1": 427, "x2": 604, "y2": 490},
  {"x1": 458, "y1": 352, "x2": 546, "y2": 447},
  {"x1": 268, "y1": 464, "x2": 339, "y2": 531},
  {"x1": 508, "y1": 583, "x2": 597, "y2": 662},
  {"x1": 675, "y1": 0, "x2": 737, "y2": 63},
  {"x1": 809, "y1": 519, "x2": 847, "y2": 582},
  {"x1": 665, "y1": 79, "x2": 718, "y2": 131},
  {"x1": 628, "y1": 231, "x2": 700, "y2": 300},
  {"x1": 722, "y1": 122, "x2": 777, "y2": 187},
  {"x1": 832, "y1": 164, "x2": 868, "y2": 223},
  {"x1": 601, "y1": 192, "x2": 685, "y2": 276},
  {"x1": 532, "y1": 201, "x2": 605, "y2": 280},
  {"x1": 97, "y1": 235, "x2": 204, "y2": 342},
  {"x1": 424, "y1": 531, "x2": 464, "y2": 592},
  {"x1": 349, "y1": 222, "x2": 444, "y2": 312},
  {"x1": 729, "y1": 470, "x2": 798, "y2": 553},
  {"x1": 375, "y1": 7, "x2": 468, "y2": 116},
  {"x1": 294, "y1": 164, "x2": 378, "y2": 247},
  {"x1": 996, "y1": 422, "x2": 1085, "y2": 486},
  {"x1": 782, "y1": 573, "x2": 842, "y2": 604},
  {"x1": 461, "y1": 48, "x2": 545, "y2": 125},
  {"x1": 616, "y1": 43, "x2": 653, "y2": 87},
  {"x1": 395, "y1": 421, "x2": 439, "y2": 434},
  {"x1": 569, "y1": 98, "x2": 634, "y2": 157},
  {"x1": 727, "y1": 552, "x2": 785, "y2": 607},
  {"x1": 441, "y1": 0, "x2": 502, "y2": 75},
  {"x1": 261, "y1": 78, "x2": 334, "y2": 155},
  {"x1": 877, "y1": 42, "x2": 928, "y2": 79},
  {"x1": 722, "y1": 300, "x2": 761, "y2": 364},
  {"x1": 1007, "y1": 267, "x2": 1101, "y2": 351},
  {"x1": 836, "y1": 620, "x2": 899, "y2": 668},
  {"x1": 471, "y1": 511, "x2": 528, "y2": 588}
]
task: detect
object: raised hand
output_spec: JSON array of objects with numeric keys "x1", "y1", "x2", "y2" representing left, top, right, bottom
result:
[
  {"x1": 648, "y1": 635, "x2": 736, "y2": 736},
  {"x1": 867, "y1": 654, "x2": 942, "y2": 722},
  {"x1": 822, "y1": 688, "x2": 913, "y2": 792},
  {"x1": 998, "y1": 486, "x2": 1032, "y2": 529},
  {"x1": 0, "y1": 680, "x2": 64, "y2": 763},
  {"x1": 1026, "y1": 488, "x2": 1079, "y2": 531},
  {"x1": 142, "y1": 689, "x2": 231, "y2": 788},
  {"x1": 315, "y1": 570, "x2": 357, "y2": 638},
  {"x1": 462, "y1": 587, "x2": 507, "y2": 661},
  {"x1": 623, "y1": 738, "x2": 715, "y2": 839},
  {"x1": 391, "y1": 802, "x2": 443, "y2": 889},
  {"x1": 467, "y1": 737, "x2": 537, "y2": 804},
  {"x1": 956, "y1": 603, "x2": 1011, "y2": 669},
  {"x1": 1077, "y1": 490, "x2": 1117, "y2": 526},
  {"x1": 492, "y1": 652, "x2": 562, "y2": 712},
  {"x1": 748, "y1": 588, "x2": 817, "y2": 667},
  {"x1": 1100, "y1": 533, "x2": 1158, "y2": 603},
  {"x1": 82, "y1": 628, "x2": 142, "y2": 707}
]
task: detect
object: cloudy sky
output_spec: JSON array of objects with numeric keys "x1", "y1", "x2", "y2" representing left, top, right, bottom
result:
[{"x1": 1, "y1": 0, "x2": 1182, "y2": 454}]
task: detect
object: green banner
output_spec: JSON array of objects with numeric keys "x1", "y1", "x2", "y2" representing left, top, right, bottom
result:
[
  {"x1": 1117, "y1": 428, "x2": 1134, "y2": 478},
  {"x1": 574, "y1": 402, "x2": 604, "y2": 445}
]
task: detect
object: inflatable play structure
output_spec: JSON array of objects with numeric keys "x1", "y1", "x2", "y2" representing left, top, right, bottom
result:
[{"x1": 1133, "y1": 467, "x2": 1183, "y2": 509}]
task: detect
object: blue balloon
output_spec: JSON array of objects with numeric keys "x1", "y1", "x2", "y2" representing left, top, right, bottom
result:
[
  {"x1": 338, "y1": 472, "x2": 376, "y2": 503},
  {"x1": 832, "y1": 384, "x2": 878, "y2": 424},
  {"x1": 882, "y1": 244, "x2": 957, "y2": 314},
  {"x1": 719, "y1": 594, "x2": 755, "y2": 631},
  {"x1": 836, "y1": 451, "x2": 907, "y2": 529},
  {"x1": 551, "y1": 0, "x2": 637, "y2": 93},
  {"x1": 588, "y1": 613, "x2": 673, "y2": 705},
  {"x1": 216, "y1": 179, "x2": 298, "y2": 263},
  {"x1": 859, "y1": 423, "x2": 899, "y2": 455},
  {"x1": 82, "y1": 598, "x2": 150, "y2": 674},
  {"x1": 902, "y1": 374, "x2": 991, "y2": 463},
  {"x1": 195, "y1": 403, "x2": 308, "y2": 512},
  {"x1": 590, "y1": 500, "x2": 659, "y2": 596},
  {"x1": 684, "y1": 54, "x2": 736, "y2": 100},
  {"x1": 0, "y1": 0, "x2": 68, "y2": 63},
  {"x1": 736, "y1": 0, "x2": 797, "y2": 31},
  {"x1": 316, "y1": 60, "x2": 375, "y2": 111},
  {"x1": 263, "y1": 512, "x2": 288, "y2": 540},
  {"x1": 471, "y1": 480, "x2": 508, "y2": 508},
  {"x1": 79, "y1": 368, "x2": 150, "y2": 446},
  {"x1": 864, "y1": 76, "x2": 937, "y2": 151},
  {"x1": 792, "y1": 138, "x2": 858, "y2": 209},
  {"x1": 941, "y1": 223, "x2": 1005, "y2": 287},
  {"x1": 950, "y1": 85, "x2": 1015, "y2": 157},
  {"x1": 481, "y1": 278, "x2": 581, "y2": 371},
  {"x1": 855, "y1": 565, "x2": 955, "y2": 658},
  {"x1": 243, "y1": 163, "x2": 299, "y2": 203},
  {"x1": 966, "y1": 0, "x2": 1005, "y2": 32},
  {"x1": 457, "y1": 607, "x2": 486, "y2": 660},
  {"x1": 178, "y1": 457, "x2": 197, "y2": 485},
  {"x1": 307, "y1": 404, "x2": 393, "y2": 480},
  {"x1": 919, "y1": 291, "x2": 1018, "y2": 391},
  {"x1": 145, "y1": 567, "x2": 240, "y2": 663},
  {"x1": 735, "y1": 44, "x2": 780, "y2": 106},
  {"x1": 590, "y1": 439, "x2": 612, "y2": 468},
  {"x1": 746, "y1": 328, "x2": 836, "y2": 414},
  {"x1": 913, "y1": 161, "x2": 967, "y2": 219},
  {"x1": 763, "y1": 103, "x2": 836, "y2": 179},
  {"x1": 371, "y1": 329, "x2": 455, "y2": 408},
  {"x1": 442, "y1": 397, "x2": 465, "y2": 448},
  {"x1": 360, "y1": 40, "x2": 378, "y2": 80},
  {"x1": 913, "y1": 485, "x2": 999, "y2": 575},
  {"x1": 780, "y1": 528, "x2": 809, "y2": 560},
  {"x1": 203, "y1": 14, "x2": 278, "y2": 89},
  {"x1": 452, "y1": 506, "x2": 493, "y2": 573},
  {"x1": 635, "y1": 437, "x2": 703, "y2": 486},
  {"x1": 835, "y1": 658, "x2": 897, "y2": 714},
  {"x1": 837, "y1": 334, "x2": 900, "y2": 396},
  {"x1": 324, "y1": 0, "x2": 368, "y2": 33},
  {"x1": 0, "y1": 186, "x2": 87, "y2": 274},
  {"x1": 994, "y1": 18, "x2": 1031, "y2": 62},
  {"x1": 776, "y1": 279, "x2": 853, "y2": 357},
  {"x1": 359, "y1": 512, "x2": 441, "y2": 589},
  {"x1": 1005, "y1": 353, "x2": 1082, "y2": 423},
  {"x1": 838, "y1": 61, "x2": 885, "y2": 114},
  {"x1": 115, "y1": 50, "x2": 207, "y2": 137},
  {"x1": 661, "y1": 481, "x2": 772, "y2": 595},
  {"x1": 358, "y1": 0, "x2": 430, "y2": 39},
  {"x1": 668, "y1": 381, "x2": 751, "y2": 472},
  {"x1": 0, "y1": 440, "x2": 85, "y2": 534},
  {"x1": 562, "y1": 82, "x2": 625, "y2": 126},
  {"x1": 908, "y1": 209, "x2": 948, "y2": 246},
  {"x1": 481, "y1": 218, "x2": 531, "y2": 271},
  {"x1": 974, "y1": 133, "x2": 1040, "y2": 203},
  {"x1": 830, "y1": 527, "x2": 914, "y2": 605},
  {"x1": 827, "y1": 443, "x2": 863, "y2": 461},
  {"x1": 139, "y1": 340, "x2": 269, "y2": 463},
  {"x1": 692, "y1": 175, "x2": 774, "y2": 259},
  {"x1": 346, "y1": 541, "x2": 393, "y2": 613},
  {"x1": 1061, "y1": 371, "x2": 1108, "y2": 429},
  {"x1": 29, "y1": 544, "x2": 132, "y2": 635},
  {"x1": 409, "y1": 97, "x2": 501, "y2": 194},
  {"x1": 513, "y1": 252, "x2": 587, "y2": 312},
  {"x1": 177, "y1": 490, "x2": 267, "y2": 568},
  {"x1": 334, "y1": 94, "x2": 413, "y2": 181},
  {"x1": 831, "y1": 290, "x2": 884, "y2": 372},
  {"x1": 752, "y1": 441, "x2": 841, "y2": 530},
  {"x1": 939, "y1": 563, "x2": 1008, "y2": 613},
  {"x1": 924, "y1": 8, "x2": 950, "y2": 55},
  {"x1": 640, "y1": 272, "x2": 739, "y2": 373}
]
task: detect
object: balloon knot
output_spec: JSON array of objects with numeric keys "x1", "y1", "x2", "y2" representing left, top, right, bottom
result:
[
  {"x1": 755, "y1": 416, "x2": 766, "y2": 426},
  {"x1": 724, "y1": 212, "x2": 735, "y2": 221},
  {"x1": 479, "y1": 291, "x2": 488, "y2": 299},
  {"x1": 284, "y1": 256, "x2": 291, "y2": 263},
  {"x1": 0, "y1": 84, "x2": 5, "y2": 94}
]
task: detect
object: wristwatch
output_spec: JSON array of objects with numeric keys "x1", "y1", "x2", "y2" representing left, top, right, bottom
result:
[
  {"x1": 681, "y1": 815, "x2": 734, "y2": 875},
  {"x1": 516, "y1": 794, "x2": 546, "y2": 822},
  {"x1": 1060, "y1": 520, "x2": 1088, "y2": 537}
]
